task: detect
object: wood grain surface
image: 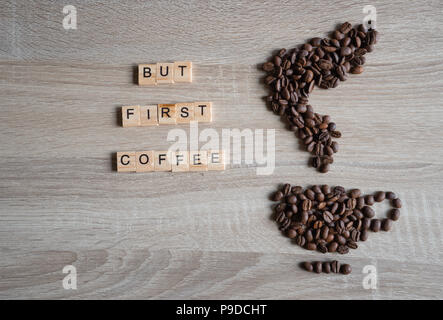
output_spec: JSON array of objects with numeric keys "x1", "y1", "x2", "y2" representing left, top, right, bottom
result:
[{"x1": 1, "y1": 0, "x2": 442, "y2": 299}]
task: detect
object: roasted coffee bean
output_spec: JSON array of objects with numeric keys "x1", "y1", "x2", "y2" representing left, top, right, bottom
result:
[
  {"x1": 360, "y1": 229, "x2": 369, "y2": 241},
  {"x1": 303, "y1": 261, "x2": 314, "y2": 272},
  {"x1": 390, "y1": 208, "x2": 400, "y2": 221},
  {"x1": 331, "y1": 260, "x2": 339, "y2": 273},
  {"x1": 307, "y1": 242, "x2": 317, "y2": 250},
  {"x1": 386, "y1": 191, "x2": 396, "y2": 200},
  {"x1": 337, "y1": 245, "x2": 349, "y2": 254},
  {"x1": 374, "y1": 191, "x2": 386, "y2": 202},
  {"x1": 365, "y1": 195, "x2": 375, "y2": 205},
  {"x1": 340, "y1": 264, "x2": 352, "y2": 275},
  {"x1": 314, "y1": 261, "x2": 322, "y2": 273},
  {"x1": 323, "y1": 262, "x2": 331, "y2": 274},
  {"x1": 350, "y1": 189, "x2": 361, "y2": 198},
  {"x1": 283, "y1": 183, "x2": 291, "y2": 196},
  {"x1": 392, "y1": 198, "x2": 402, "y2": 208},
  {"x1": 287, "y1": 228, "x2": 297, "y2": 239},
  {"x1": 273, "y1": 191, "x2": 284, "y2": 201},
  {"x1": 381, "y1": 218, "x2": 393, "y2": 231},
  {"x1": 362, "y1": 206, "x2": 375, "y2": 218},
  {"x1": 371, "y1": 219, "x2": 381, "y2": 232},
  {"x1": 362, "y1": 217, "x2": 371, "y2": 230},
  {"x1": 328, "y1": 241, "x2": 338, "y2": 253},
  {"x1": 347, "y1": 240, "x2": 358, "y2": 249},
  {"x1": 317, "y1": 243, "x2": 328, "y2": 253}
]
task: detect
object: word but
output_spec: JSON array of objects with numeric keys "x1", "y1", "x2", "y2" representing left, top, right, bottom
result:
[
  {"x1": 122, "y1": 102, "x2": 212, "y2": 127},
  {"x1": 117, "y1": 150, "x2": 225, "y2": 173},
  {"x1": 138, "y1": 61, "x2": 192, "y2": 85}
]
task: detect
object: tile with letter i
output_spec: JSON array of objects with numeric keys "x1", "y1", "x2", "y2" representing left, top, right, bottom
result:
[
  {"x1": 138, "y1": 64, "x2": 157, "y2": 85},
  {"x1": 117, "y1": 152, "x2": 136, "y2": 172},
  {"x1": 140, "y1": 105, "x2": 158, "y2": 126},
  {"x1": 121, "y1": 106, "x2": 140, "y2": 127},
  {"x1": 156, "y1": 62, "x2": 174, "y2": 84}
]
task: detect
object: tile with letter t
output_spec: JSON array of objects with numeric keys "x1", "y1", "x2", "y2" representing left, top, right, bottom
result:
[
  {"x1": 156, "y1": 62, "x2": 174, "y2": 84},
  {"x1": 121, "y1": 106, "x2": 140, "y2": 127},
  {"x1": 140, "y1": 105, "x2": 158, "y2": 126},
  {"x1": 175, "y1": 102, "x2": 194, "y2": 124},
  {"x1": 154, "y1": 151, "x2": 172, "y2": 172},
  {"x1": 171, "y1": 151, "x2": 189, "y2": 172},
  {"x1": 189, "y1": 150, "x2": 208, "y2": 172},
  {"x1": 173, "y1": 61, "x2": 192, "y2": 83},
  {"x1": 135, "y1": 151, "x2": 154, "y2": 172},
  {"x1": 117, "y1": 152, "x2": 136, "y2": 172},
  {"x1": 208, "y1": 150, "x2": 226, "y2": 171},
  {"x1": 138, "y1": 64, "x2": 157, "y2": 85},
  {"x1": 158, "y1": 104, "x2": 177, "y2": 125},
  {"x1": 194, "y1": 102, "x2": 212, "y2": 122}
]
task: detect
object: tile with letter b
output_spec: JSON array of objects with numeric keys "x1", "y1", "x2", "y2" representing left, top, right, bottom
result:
[
  {"x1": 173, "y1": 61, "x2": 192, "y2": 83},
  {"x1": 156, "y1": 62, "x2": 174, "y2": 84},
  {"x1": 135, "y1": 151, "x2": 154, "y2": 172},
  {"x1": 140, "y1": 105, "x2": 158, "y2": 126},
  {"x1": 138, "y1": 64, "x2": 157, "y2": 85},
  {"x1": 208, "y1": 150, "x2": 226, "y2": 171},
  {"x1": 117, "y1": 152, "x2": 136, "y2": 172},
  {"x1": 175, "y1": 102, "x2": 194, "y2": 124},
  {"x1": 171, "y1": 151, "x2": 189, "y2": 172},
  {"x1": 194, "y1": 102, "x2": 212, "y2": 122},
  {"x1": 121, "y1": 105, "x2": 140, "y2": 127},
  {"x1": 189, "y1": 150, "x2": 208, "y2": 172},
  {"x1": 158, "y1": 104, "x2": 177, "y2": 124},
  {"x1": 154, "y1": 151, "x2": 172, "y2": 172}
]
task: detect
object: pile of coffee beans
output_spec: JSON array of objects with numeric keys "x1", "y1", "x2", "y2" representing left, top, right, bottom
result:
[
  {"x1": 272, "y1": 184, "x2": 401, "y2": 256},
  {"x1": 262, "y1": 22, "x2": 379, "y2": 172},
  {"x1": 303, "y1": 260, "x2": 351, "y2": 275}
]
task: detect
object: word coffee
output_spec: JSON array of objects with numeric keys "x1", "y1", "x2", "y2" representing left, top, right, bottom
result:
[
  {"x1": 116, "y1": 150, "x2": 226, "y2": 172},
  {"x1": 122, "y1": 102, "x2": 212, "y2": 127}
]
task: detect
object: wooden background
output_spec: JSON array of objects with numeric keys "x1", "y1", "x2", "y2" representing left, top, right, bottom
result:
[{"x1": 1, "y1": 0, "x2": 442, "y2": 299}]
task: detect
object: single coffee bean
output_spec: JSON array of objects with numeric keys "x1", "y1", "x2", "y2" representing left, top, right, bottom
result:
[
  {"x1": 371, "y1": 219, "x2": 381, "y2": 232},
  {"x1": 392, "y1": 198, "x2": 402, "y2": 208},
  {"x1": 362, "y1": 206, "x2": 375, "y2": 218},
  {"x1": 365, "y1": 195, "x2": 375, "y2": 205},
  {"x1": 390, "y1": 208, "x2": 400, "y2": 221},
  {"x1": 331, "y1": 260, "x2": 340, "y2": 273},
  {"x1": 328, "y1": 241, "x2": 338, "y2": 252},
  {"x1": 360, "y1": 229, "x2": 369, "y2": 241},
  {"x1": 323, "y1": 262, "x2": 331, "y2": 273},
  {"x1": 303, "y1": 261, "x2": 314, "y2": 272},
  {"x1": 350, "y1": 189, "x2": 361, "y2": 198},
  {"x1": 340, "y1": 264, "x2": 352, "y2": 275},
  {"x1": 374, "y1": 191, "x2": 386, "y2": 202},
  {"x1": 381, "y1": 218, "x2": 393, "y2": 231},
  {"x1": 314, "y1": 261, "x2": 322, "y2": 273},
  {"x1": 287, "y1": 228, "x2": 297, "y2": 239},
  {"x1": 384, "y1": 192, "x2": 395, "y2": 200},
  {"x1": 307, "y1": 242, "x2": 317, "y2": 250},
  {"x1": 273, "y1": 191, "x2": 284, "y2": 201}
]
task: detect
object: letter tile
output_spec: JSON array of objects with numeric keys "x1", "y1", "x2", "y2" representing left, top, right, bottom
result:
[{"x1": 122, "y1": 105, "x2": 140, "y2": 127}]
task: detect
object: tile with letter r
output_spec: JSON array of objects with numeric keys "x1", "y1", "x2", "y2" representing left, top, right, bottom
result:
[{"x1": 158, "y1": 104, "x2": 177, "y2": 124}]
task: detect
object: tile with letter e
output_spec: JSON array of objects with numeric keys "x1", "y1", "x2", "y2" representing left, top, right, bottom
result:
[
  {"x1": 121, "y1": 105, "x2": 140, "y2": 127},
  {"x1": 175, "y1": 102, "x2": 195, "y2": 124},
  {"x1": 140, "y1": 105, "x2": 158, "y2": 126},
  {"x1": 117, "y1": 152, "x2": 136, "y2": 172},
  {"x1": 208, "y1": 150, "x2": 226, "y2": 171},
  {"x1": 138, "y1": 64, "x2": 157, "y2": 85},
  {"x1": 189, "y1": 150, "x2": 208, "y2": 172},
  {"x1": 173, "y1": 61, "x2": 192, "y2": 83},
  {"x1": 156, "y1": 62, "x2": 174, "y2": 84},
  {"x1": 171, "y1": 151, "x2": 189, "y2": 172},
  {"x1": 135, "y1": 151, "x2": 154, "y2": 172},
  {"x1": 194, "y1": 102, "x2": 212, "y2": 123},
  {"x1": 154, "y1": 151, "x2": 172, "y2": 172},
  {"x1": 158, "y1": 104, "x2": 177, "y2": 124}
]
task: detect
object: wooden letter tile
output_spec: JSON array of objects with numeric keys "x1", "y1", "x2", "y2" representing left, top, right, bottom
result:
[
  {"x1": 140, "y1": 105, "x2": 158, "y2": 126},
  {"x1": 175, "y1": 102, "x2": 195, "y2": 124},
  {"x1": 138, "y1": 64, "x2": 157, "y2": 85},
  {"x1": 117, "y1": 152, "x2": 136, "y2": 172},
  {"x1": 189, "y1": 150, "x2": 208, "y2": 172},
  {"x1": 158, "y1": 104, "x2": 177, "y2": 124},
  {"x1": 135, "y1": 151, "x2": 154, "y2": 172},
  {"x1": 173, "y1": 61, "x2": 192, "y2": 83},
  {"x1": 208, "y1": 150, "x2": 226, "y2": 171},
  {"x1": 156, "y1": 63, "x2": 174, "y2": 84},
  {"x1": 171, "y1": 151, "x2": 189, "y2": 172},
  {"x1": 194, "y1": 102, "x2": 212, "y2": 122},
  {"x1": 122, "y1": 105, "x2": 140, "y2": 127},
  {"x1": 154, "y1": 151, "x2": 172, "y2": 171}
]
